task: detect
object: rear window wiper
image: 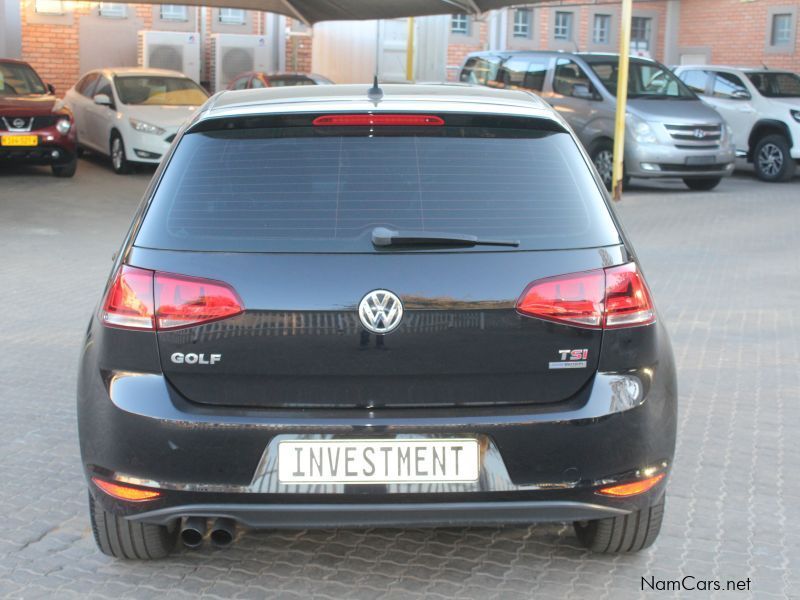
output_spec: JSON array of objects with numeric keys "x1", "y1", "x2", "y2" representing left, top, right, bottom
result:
[{"x1": 371, "y1": 227, "x2": 520, "y2": 248}]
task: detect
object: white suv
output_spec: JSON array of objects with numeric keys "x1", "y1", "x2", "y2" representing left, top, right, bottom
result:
[{"x1": 674, "y1": 66, "x2": 800, "y2": 182}]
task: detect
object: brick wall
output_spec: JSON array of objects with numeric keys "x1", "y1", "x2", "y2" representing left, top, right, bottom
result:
[
  {"x1": 679, "y1": 0, "x2": 799, "y2": 70},
  {"x1": 284, "y1": 18, "x2": 313, "y2": 73},
  {"x1": 446, "y1": 18, "x2": 488, "y2": 80}
]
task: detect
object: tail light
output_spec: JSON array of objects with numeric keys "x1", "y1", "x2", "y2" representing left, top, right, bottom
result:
[
  {"x1": 312, "y1": 114, "x2": 444, "y2": 127},
  {"x1": 101, "y1": 266, "x2": 243, "y2": 331},
  {"x1": 155, "y1": 272, "x2": 243, "y2": 330},
  {"x1": 516, "y1": 263, "x2": 655, "y2": 329},
  {"x1": 101, "y1": 265, "x2": 155, "y2": 329}
]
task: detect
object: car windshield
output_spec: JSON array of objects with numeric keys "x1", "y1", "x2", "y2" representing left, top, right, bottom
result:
[
  {"x1": 746, "y1": 72, "x2": 800, "y2": 98},
  {"x1": 0, "y1": 62, "x2": 47, "y2": 96},
  {"x1": 584, "y1": 57, "x2": 695, "y2": 99},
  {"x1": 114, "y1": 76, "x2": 208, "y2": 106}
]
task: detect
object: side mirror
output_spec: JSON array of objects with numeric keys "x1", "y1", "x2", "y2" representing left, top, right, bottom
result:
[
  {"x1": 731, "y1": 89, "x2": 751, "y2": 100},
  {"x1": 47, "y1": 83, "x2": 56, "y2": 95},
  {"x1": 93, "y1": 93, "x2": 112, "y2": 107},
  {"x1": 571, "y1": 83, "x2": 595, "y2": 100}
]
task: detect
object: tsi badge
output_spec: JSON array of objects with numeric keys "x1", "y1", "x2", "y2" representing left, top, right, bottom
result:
[
  {"x1": 171, "y1": 352, "x2": 221, "y2": 365},
  {"x1": 549, "y1": 349, "x2": 588, "y2": 370}
]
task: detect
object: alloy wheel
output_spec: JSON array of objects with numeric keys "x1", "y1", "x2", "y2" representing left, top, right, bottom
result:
[
  {"x1": 594, "y1": 149, "x2": 614, "y2": 188},
  {"x1": 758, "y1": 143, "x2": 784, "y2": 177},
  {"x1": 111, "y1": 138, "x2": 123, "y2": 171}
]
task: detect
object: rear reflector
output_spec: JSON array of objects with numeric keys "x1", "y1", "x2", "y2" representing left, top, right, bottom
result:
[
  {"x1": 516, "y1": 263, "x2": 655, "y2": 329},
  {"x1": 101, "y1": 266, "x2": 244, "y2": 331},
  {"x1": 312, "y1": 114, "x2": 444, "y2": 127},
  {"x1": 92, "y1": 477, "x2": 161, "y2": 502},
  {"x1": 598, "y1": 473, "x2": 665, "y2": 497}
]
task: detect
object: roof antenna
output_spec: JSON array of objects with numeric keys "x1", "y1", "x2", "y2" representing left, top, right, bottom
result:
[{"x1": 368, "y1": 75, "x2": 383, "y2": 102}]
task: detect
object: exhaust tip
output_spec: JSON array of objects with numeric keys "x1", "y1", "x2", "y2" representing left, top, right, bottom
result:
[
  {"x1": 180, "y1": 517, "x2": 206, "y2": 548},
  {"x1": 209, "y1": 518, "x2": 236, "y2": 548}
]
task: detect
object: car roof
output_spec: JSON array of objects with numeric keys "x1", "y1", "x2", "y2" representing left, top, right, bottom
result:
[
  {"x1": 466, "y1": 50, "x2": 658, "y2": 63},
  {"x1": 676, "y1": 64, "x2": 793, "y2": 74},
  {"x1": 0, "y1": 58, "x2": 32, "y2": 66},
  {"x1": 199, "y1": 83, "x2": 561, "y2": 124},
  {"x1": 102, "y1": 67, "x2": 190, "y2": 78}
]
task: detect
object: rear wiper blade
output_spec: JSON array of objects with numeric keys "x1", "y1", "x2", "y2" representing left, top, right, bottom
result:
[{"x1": 372, "y1": 227, "x2": 520, "y2": 248}]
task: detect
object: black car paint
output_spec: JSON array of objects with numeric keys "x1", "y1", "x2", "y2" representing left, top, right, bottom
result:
[{"x1": 78, "y1": 101, "x2": 677, "y2": 531}]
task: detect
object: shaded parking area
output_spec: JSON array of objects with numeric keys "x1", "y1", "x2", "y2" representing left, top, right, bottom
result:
[{"x1": 1, "y1": 160, "x2": 798, "y2": 598}]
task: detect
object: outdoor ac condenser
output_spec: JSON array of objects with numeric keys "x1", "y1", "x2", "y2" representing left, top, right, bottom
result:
[
  {"x1": 211, "y1": 33, "x2": 275, "y2": 92},
  {"x1": 138, "y1": 31, "x2": 202, "y2": 84}
]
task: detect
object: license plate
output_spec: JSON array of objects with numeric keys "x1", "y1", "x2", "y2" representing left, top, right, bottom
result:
[
  {"x1": 278, "y1": 438, "x2": 480, "y2": 484},
  {"x1": 685, "y1": 155, "x2": 715, "y2": 165},
  {"x1": 1, "y1": 135, "x2": 38, "y2": 147}
]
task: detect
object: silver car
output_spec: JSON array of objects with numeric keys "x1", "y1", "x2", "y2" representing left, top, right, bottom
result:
[{"x1": 461, "y1": 52, "x2": 736, "y2": 191}]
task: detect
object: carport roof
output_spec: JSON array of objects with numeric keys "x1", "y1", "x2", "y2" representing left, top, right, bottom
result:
[{"x1": 129, "y1": 0, "x2": 547, "y2": 25}]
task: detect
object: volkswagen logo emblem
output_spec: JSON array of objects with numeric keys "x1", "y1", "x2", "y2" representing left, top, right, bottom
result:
[
  {"x1": 12, "y1": 118, "x2": 25, "y2": 129},
  {"x1": 693, "y1": 128, "x2": 707, "y2": 139},
  {"x1": 358, "y1": 290, "x2": 403, "y2": 334}
]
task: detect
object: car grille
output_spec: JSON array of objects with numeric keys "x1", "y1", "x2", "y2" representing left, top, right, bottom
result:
[
  {"x1": 664, "y1": 124, "x2": 722, "y2": 150},
  {"x1": 0, "y1": 116, "x2": 59, "y2": 131}
]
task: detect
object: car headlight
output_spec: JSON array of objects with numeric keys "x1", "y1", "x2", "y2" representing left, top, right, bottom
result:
[
  {"x1": 627, "y1": 114, "x2": 658, "y2": 144},
  {"x1": 791, "y1": 109, "x2": 800, "y2": 123},
  {"x1": 55, "y1": 117, "x2": 71, "y2": 135},
  {"x1": 129, "y1": 118, "x2": 166, "y2": 135}
]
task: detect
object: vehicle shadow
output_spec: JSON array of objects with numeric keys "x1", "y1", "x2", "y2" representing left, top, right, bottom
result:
[{"x1": 93, "y1": 523, "x2": 656, "y2": 596}]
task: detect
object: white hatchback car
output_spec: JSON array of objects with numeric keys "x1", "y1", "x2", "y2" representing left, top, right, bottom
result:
[
  {"x1": 674, "y1": 66, "x2": 800, "y2": 182},
  {"x1": 64, "y1": 67, "x2": 208, "y2": 174}
]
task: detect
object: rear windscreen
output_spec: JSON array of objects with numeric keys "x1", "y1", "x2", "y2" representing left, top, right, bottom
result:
[{"x1": 134, "y1": 116, "x2": 620, "y2": 252}]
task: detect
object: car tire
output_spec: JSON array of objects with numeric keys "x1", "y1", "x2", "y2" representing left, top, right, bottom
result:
[
  {"x1": 89, "y1": 492, "x2": 177, "y2": 560},
  {"x1": 110, "y1": 132, "x2": 132, "y2": 175},
  {"x1": 573, "y1": 497, "x2": 664, "y2": 554},
  {"x1": 753, "y1": 134, "x2": 796, "y2": 182},
  {"x1": 51, "y1": 157, "x2": 77, "y2": 178},
  {"x1": 590, "y1": 140, "x2": 628, "y2": 191},
  {"x1": 683, "y1": 177, "x2": 722, "y2": 191}
]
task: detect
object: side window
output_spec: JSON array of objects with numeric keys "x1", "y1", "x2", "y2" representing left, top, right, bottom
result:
[
  {"x1": 250, "y1": 76, "x2": 266, "y2": 89},
  {"x1": 94, "y1": 76, "x2": 113, "y2": 100},
  {"x1": 232, "y1": 76, "x2": 250, "y2": 90},
  {"x1": 460, "y1": 57, "x2": 500, "y2": 86},
  {"x1": 712, "y1": 72, "x2": 749, "y2": 99},
  {"x1": 678, "y1": 69, "x2": 709, "y2": 94},
  {"x1": 497, "y1": 58, "x2": 530, "y2": 89},
  {"x1": 77, "y1": 73, "x2": 100, "y2": 97},
  {"x1": 553, "y1": 59, "x2": 593, "y2": 98},
  {"x1": 524, "y1": 60, "x2": 549, "y2": 91}
]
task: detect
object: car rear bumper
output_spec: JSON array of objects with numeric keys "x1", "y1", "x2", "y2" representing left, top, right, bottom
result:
[
  {"x1": 79, "y1": 320, "x2": 677, "y2": 526},
  {"x1": 128, "y1": 499, "x2": 630, "y2": 528}
]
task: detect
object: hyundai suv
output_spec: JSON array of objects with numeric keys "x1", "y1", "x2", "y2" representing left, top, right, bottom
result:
[
  {"x1": 461, "y1": 51, "x2": 735, "y2": 191},
  {"x1": 674, "y1": 66, "x2": 800, "y2": 182},
  {"x1": 78, "y1": 83, "x2": 677, "y2": 559}
]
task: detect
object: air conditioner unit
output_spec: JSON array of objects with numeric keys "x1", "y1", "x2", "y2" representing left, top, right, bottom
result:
[
  {"x1": 211, "y1": 33, "x2": 275, "y2": 92},
  {"x1": 139, "y1": 31, "x2": 201, "y2": 84}
]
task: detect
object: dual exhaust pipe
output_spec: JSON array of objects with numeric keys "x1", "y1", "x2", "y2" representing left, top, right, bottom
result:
[{"x1": 180, "y1": 517, "x2": 236, "y2": 549}]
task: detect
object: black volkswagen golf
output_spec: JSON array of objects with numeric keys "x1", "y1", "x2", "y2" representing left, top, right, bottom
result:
[{"x1": 78, "y1": 83, "x2": 676, "y2": 559}]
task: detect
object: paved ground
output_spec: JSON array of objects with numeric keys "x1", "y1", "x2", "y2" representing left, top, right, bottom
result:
[{"x1": 0, "y1": 158, "x2": 798, "y2": 599}]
